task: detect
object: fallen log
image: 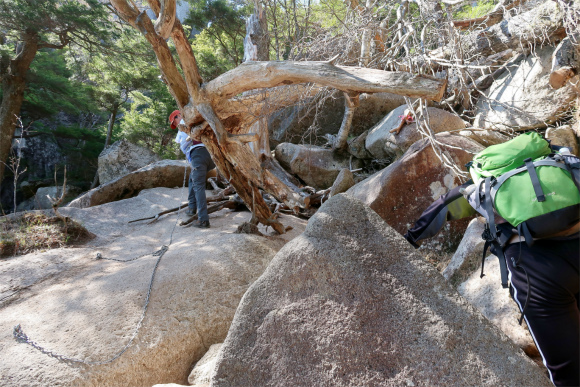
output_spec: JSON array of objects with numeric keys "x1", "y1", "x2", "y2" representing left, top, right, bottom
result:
[
  {"x1": 431, "y1": 1, "x2": 566, "y2": 61},
  {"x1": 205, "y1": 61, "x2": 447, "y2": 103},
  {"x1": 453, "y1": 0, "x2": 528, "y2": 31}
]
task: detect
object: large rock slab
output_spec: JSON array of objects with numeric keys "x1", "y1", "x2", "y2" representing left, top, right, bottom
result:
[
  {"x1": 329, "y1": 169, "x2": 355, "y2": 197},
  {"x1": 365, "y1": 105, "x2": 467, "y2": 159},
  {"x1": 189, "y1": 343, "x2": 222, "y2": 386},
  {"x1": 347, "y1": 130, "x2": 373, "y2": 159},
  {"x1": 474, "y1": 45, "x2": 577, "y2": 131},
  {"x1": 98, "y1": 139, "x2": 161, "y2": 184},
  {"x1": 0, "y1": 187, "x2": 307, "y2": 387},
  {"x1": 458, "y1": 129, "x2": 509, "y2": 147},
  {"x1": 458, "y1": 255, "x2": 540, "y2": 358},
  {"x1": 349, "y1": 133, "x2": 483, "y2": 252},
  {"x1": 274, "y1": 143, "x2": 363, "y2": 189},
  {"x1": 442, "y1": 217, "x2": 487, "y2": 286},
  {"x1": 68, "y1": 160, "x2": 192, "y2": 208},
  {"x1": 352, "y1": 92, "x2": 409, "y2": 135},
  {"x1": 211, "y1": 194, "x2": 549, "y2": 387}
]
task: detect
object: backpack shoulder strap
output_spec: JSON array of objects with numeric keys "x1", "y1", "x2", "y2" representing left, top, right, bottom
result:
[
  {"x1": 524, "y1": 158, "x2": 545, "y2": 202},
  {"x1": 479, "y1": 223, "x2": 511, "y2": 288},
  {"x1": 483, "y1": 177, "x2": 497, "y2": 239},
  {"x1": 561, "y1": 154, "x2": 580, "y2": 192}
]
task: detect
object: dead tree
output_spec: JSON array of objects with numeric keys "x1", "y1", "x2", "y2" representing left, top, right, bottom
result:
[
  {"x1": 431, "y1": 0, "x2": 567, "y2": 61},
  {"x1": 452, "y1": 0, "x2": 529, "y2": 31},
  {"x1": 108, "y1": 0, "x2": 446, "y2": 233}
]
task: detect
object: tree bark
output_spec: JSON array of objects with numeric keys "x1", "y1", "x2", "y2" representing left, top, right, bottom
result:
[
  {"x1": 0, "y1": 31, "x2": 39, "y2": 183},
  {"x1": 244, "y1": 0, "x2": 271, "y2": 159},
  {"x1": 205, "y1": 61, "x2": 447, "y2": 103},
  {"x1": 104, "y1": 104, "x2": 119, "y2": 149},
  {"x1": 244, "y1": 0, "x2": 269, "y2": 62},
  {"x1": 358, "y1": 0, "x2": 374, "y2": 66}
]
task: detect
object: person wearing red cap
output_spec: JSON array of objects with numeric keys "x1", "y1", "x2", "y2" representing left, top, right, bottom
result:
[{"x1": 169, "y1": 110, "x2": 215, "y2": 228}]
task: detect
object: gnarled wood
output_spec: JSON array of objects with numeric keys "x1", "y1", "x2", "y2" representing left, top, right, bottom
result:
[
  {"x1": 205, "y1": 61, "x2": 447, "y2": 102},
  {"x1": 153, "y1": 0, "x2": 177, "y2": 40}
]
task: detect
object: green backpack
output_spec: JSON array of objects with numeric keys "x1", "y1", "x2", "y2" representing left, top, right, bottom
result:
[
  {"x1": 465, "y1": 132, "x2": 580, "y2": 295},
  {"x1": 468, "y1": 132, "x2": 580, "y2": 234}
]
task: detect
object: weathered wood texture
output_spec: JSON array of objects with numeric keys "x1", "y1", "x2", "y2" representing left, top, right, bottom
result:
[
  {"x1": 333, "y1": 92, "x2": 360, "y2": 150},
  {"x1": 205, "y1": 61, "x2": 447, "y2": 102}
]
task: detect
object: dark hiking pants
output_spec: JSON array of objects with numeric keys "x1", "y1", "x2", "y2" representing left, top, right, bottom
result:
[
  {"x1": 188, "y1": 146, "x2": 215, "y2": 223},
  {"x1": 504, "y1": 238, "x2": 579, "y2": 386}
]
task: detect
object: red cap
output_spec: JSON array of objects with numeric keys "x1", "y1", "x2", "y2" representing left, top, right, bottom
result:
[{"x1": 169, "y1": 110, "x2": 181, "y2": 129}]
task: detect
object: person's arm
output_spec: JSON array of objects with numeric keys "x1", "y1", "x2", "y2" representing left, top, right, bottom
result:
[
  {"x1": 404, "y1": 181, "x2": 476, "y2": 248},
  {"x1": 175, "y1": 129, "x2": 193, "y2": 155}
]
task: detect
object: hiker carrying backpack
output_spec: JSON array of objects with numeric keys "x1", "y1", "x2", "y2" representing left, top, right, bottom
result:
[{"x1": 404, "y1": 132, "x2": 580, "y2": 387}]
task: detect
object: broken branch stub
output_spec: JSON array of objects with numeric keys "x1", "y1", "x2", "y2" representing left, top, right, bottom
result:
[
  {"x1": 151, "y1": 0, "x2": 177, "y2": 39},
  {"x1": 333, "y1": 92, "x2": 360, "y2": 151}
]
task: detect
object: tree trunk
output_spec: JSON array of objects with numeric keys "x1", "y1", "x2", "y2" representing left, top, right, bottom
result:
[
  {"x1": 104, "y1": 104, "x2": 119, "y2": 149},
  {"x1": 244, "y1": 0, "x2": 269, "y2": 62},
  {"x1": 108, "y1": 0, "x2": 447, "y2": 233},
  {"x1": 359, "y1": 0, "x2": 374, "y2": 67},
  {"x1": 91, "y1": 105, "x2": 119, "y2": 189},
  {"x1": 333, "y1": 92, "x2": 360, "y2": 151},
  {"x1": 241, "y1": 1, "x2": 299, "y2": 192},
  {"x1": 204, "y1": 61, "x2": 447, "y2": 104},
  {"x1": 0, "y1": 32, "x2": 39, "y2": 183},
  {"x1": 244, "y1": 0, "x2": 271, "y2": 159}
]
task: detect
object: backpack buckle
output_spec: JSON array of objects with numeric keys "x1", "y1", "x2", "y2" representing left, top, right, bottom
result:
[{"x1": 481, "y1": 225, "x2": 495, "y2": 241}]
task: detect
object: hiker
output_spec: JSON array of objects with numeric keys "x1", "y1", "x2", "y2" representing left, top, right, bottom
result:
[
  {"x1": 169, "y1": 110, "x2": 216, "y2": 228},
  {"x1": 404, "y1": 133, "x2": 579, "y2": 387}
]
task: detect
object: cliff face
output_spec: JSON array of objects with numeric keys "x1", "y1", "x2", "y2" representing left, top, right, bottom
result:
[{"x1": 2, "y1": 113, "x2": 103, "y2": 213}]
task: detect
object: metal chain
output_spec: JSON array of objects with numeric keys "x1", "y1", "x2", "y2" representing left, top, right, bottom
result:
[
  {"x1": 13, "y1": 166, "x2": 189, "y2": 365},
  {"x1": 95, "y1": 246, "x2": 167, "y2": 262}
]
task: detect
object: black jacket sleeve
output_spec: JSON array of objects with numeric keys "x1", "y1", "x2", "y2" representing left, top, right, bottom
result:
[{"x1": 404, "y1": 181, "x2": 476, "y2": 248}]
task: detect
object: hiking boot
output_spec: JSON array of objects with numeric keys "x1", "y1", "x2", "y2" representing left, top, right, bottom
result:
[
  {"x1": 193, "y1": 220, "x2": 210, "y2": 228},
  {"x1": 185, "y1": 208, "x2": 196, "y2": 216}
]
